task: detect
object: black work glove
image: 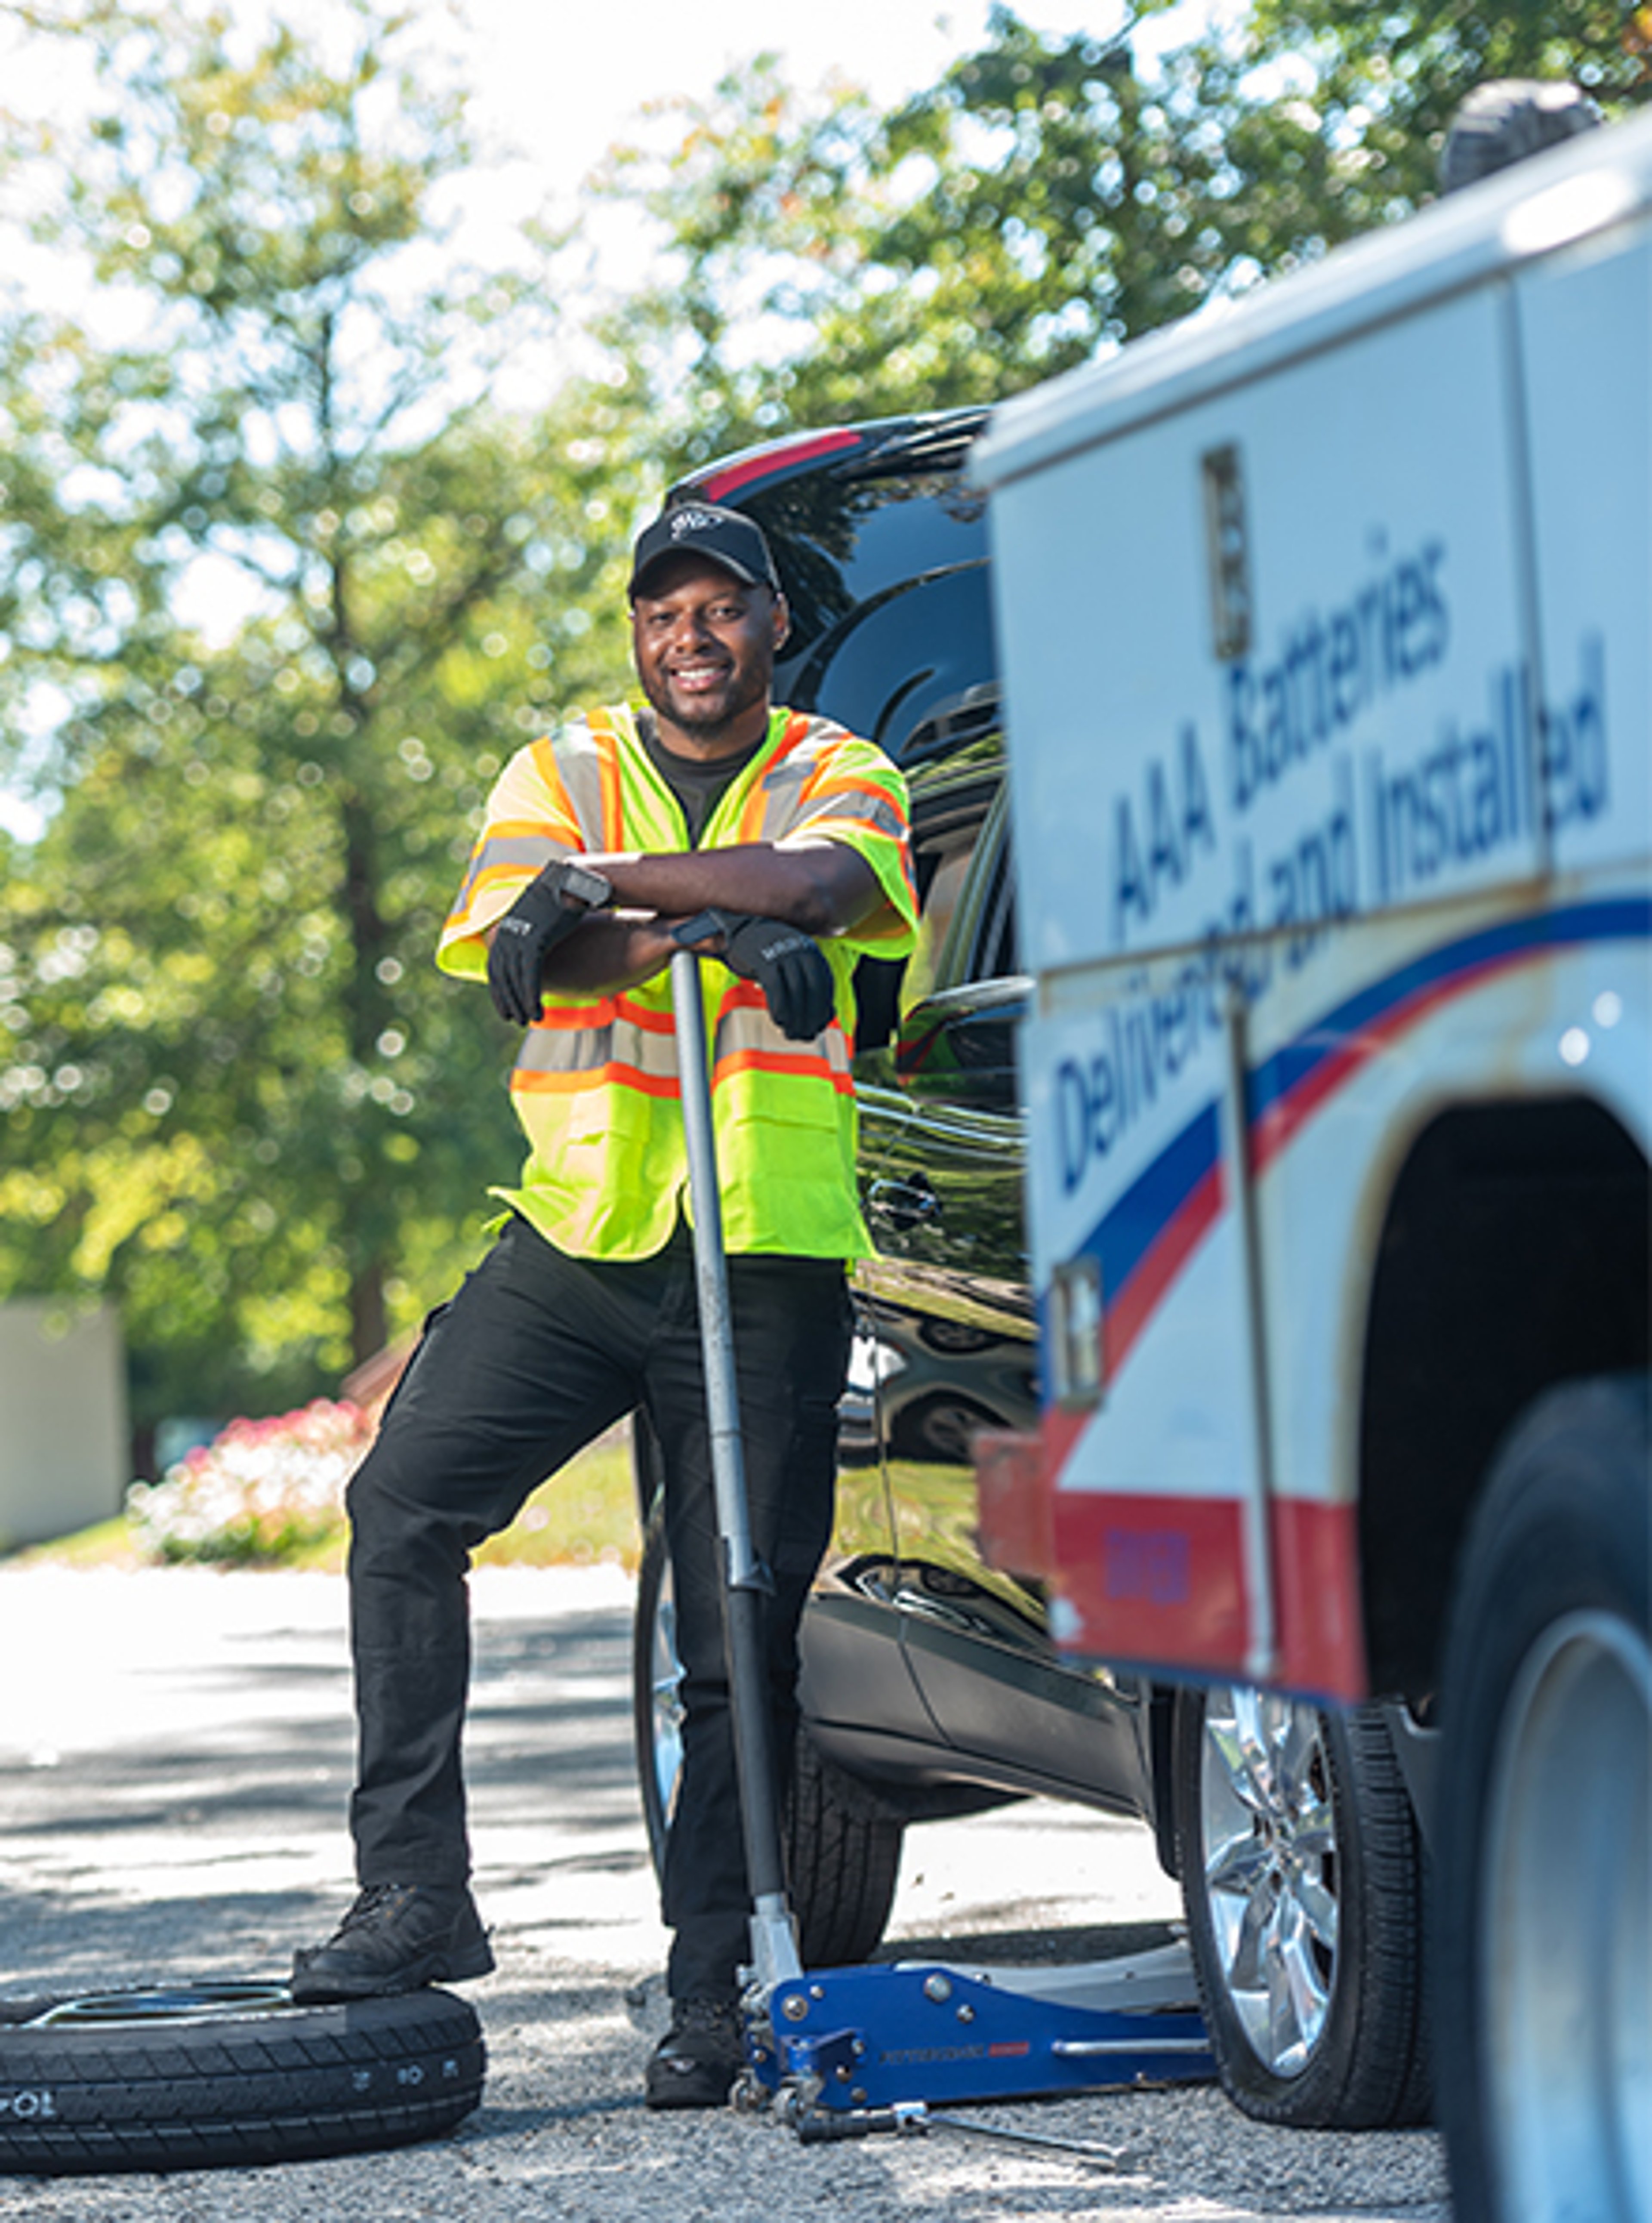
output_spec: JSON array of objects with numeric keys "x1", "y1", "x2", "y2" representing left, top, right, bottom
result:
[
  {"x1": 674, "y1": 909, "x2": 835, "y2": 1043},
  {"x1": 487, "y1": 859, "x2": 613, "y2": 1025}
]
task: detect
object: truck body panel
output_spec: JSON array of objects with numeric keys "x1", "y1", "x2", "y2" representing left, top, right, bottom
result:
[{"x1": 973, "y1": 111, "x2": 1652, "y2": 1704}]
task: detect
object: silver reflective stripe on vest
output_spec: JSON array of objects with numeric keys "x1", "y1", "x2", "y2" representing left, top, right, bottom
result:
[
  {"x1": 555, "y1": 732, "x2": 616, "y2": 844},
  {"x1": 513, "y1": 1023, "x2": 616, "y2": 1079},
  {"x1": 712, "y1": 1000, "x2": 852, "y2": 1081},
  {"x1": 783, "y1": 787, "x2": 908, "y2": 843},
  {"x1": 451, "y1": 832, "x2": 563, "y2": 918},
  {"x1": 754, "y1": 745, "x2": 815, "y2": 822},
  {"x1": 513, "y1": 1007, "x2": 680, "y2": 1087}
]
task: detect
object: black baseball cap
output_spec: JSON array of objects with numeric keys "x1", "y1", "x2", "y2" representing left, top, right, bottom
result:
[{"x1": 628, "y1": 500, "x2": 782, "y2": 600}]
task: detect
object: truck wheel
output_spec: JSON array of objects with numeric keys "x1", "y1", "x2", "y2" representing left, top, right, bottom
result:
[
  {"x1": 0, "y1": 1984, "x2": 483, "y2": 2175},
  {"x1": 633, "y1": 1507, "x2": 904, "y2": 1967},
  {"x1": 1435, "y1": 1375, "x2": 1650, "y2": 2223},
  {"x1": 1174, "y1": 1684, "x2": 1429, "y2": 2127}
]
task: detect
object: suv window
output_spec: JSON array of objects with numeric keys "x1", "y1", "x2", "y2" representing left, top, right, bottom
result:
[
  {"x1": 904, "y1": 741, "x2": 1019, "y2": 1003},
  {"x1": 880, "y1": 742, "x2": 1024, "y2": 1112},
  {"x1": 745, "y1": 460, "x2": 989, "y2": 681},
  {"x1": 736, "y1": 430, "x2": 996, "y2": 764}
]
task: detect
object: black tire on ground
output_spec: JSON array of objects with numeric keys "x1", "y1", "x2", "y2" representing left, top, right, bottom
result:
[
  {"x1": 632, "y1": 1504, "x2": 904, "y2": 1969},
  {"x1": 1173, "y1": 1685, "x2": 1430, "y2": 2129},
  {"x1": 0, "y1": 1984, "x2": 484, "y2": 2176},
  {"x1": 781, "y1": 1726, "x2": 906, "y2": 1967},
  {"x1": 1434, "y1": 1374, "x2": 1650, "y2": 2223}
]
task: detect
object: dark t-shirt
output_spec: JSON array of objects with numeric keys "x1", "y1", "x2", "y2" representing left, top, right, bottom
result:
[{"x1": 638, "y1": 710, "x2": 767, "y2": 849}]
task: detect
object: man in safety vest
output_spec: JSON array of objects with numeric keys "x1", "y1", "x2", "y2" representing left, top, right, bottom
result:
[{"x1": 291, "y1": 501, "x2": 917, "y2": 2110}]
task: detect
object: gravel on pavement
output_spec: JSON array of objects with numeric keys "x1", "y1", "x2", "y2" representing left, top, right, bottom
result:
[{"x1": 0, "y1": 1563, "x2": 1450, "y2": 2222}]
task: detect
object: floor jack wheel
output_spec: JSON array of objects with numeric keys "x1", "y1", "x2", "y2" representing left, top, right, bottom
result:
[{"x1": 729, "y1": 2066, "x2": 770, "y2": 2115}]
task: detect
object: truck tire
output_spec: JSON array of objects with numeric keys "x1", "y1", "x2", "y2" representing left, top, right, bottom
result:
[
  {"x1": 1437, "y1": 79, "x2": 1600, "y2": 195},
  {"x1": 1174, "y1": 1685, "x2": 1429, "y2": 2127},
  {"x1": 0, "y1": 1984, "x2": 484, "y2": 2175},
  {"x1": 1434, "y1": 1375, "x2": 1650, "y2": 2223},
  {"x1": 633, "y1": 1506, "x2": 904, "y2": 1967}
]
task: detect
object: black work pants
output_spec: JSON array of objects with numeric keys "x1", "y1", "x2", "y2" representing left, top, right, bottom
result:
[{"x1": 345, "y1": 1213, "x2": 850, "y2": 2003}]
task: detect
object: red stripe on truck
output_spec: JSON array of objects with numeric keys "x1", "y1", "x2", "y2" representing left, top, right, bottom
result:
[
  {"x1": 695, "y1": 428, "x2": 866, "y2": 501},
  {"x1": 1048, "y1": 1491, "x2": 1364, "y2": 1701}
]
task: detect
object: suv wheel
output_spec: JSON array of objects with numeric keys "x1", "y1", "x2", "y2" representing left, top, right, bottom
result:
[
  {"x1": 1435, "y1": 1376, "x2": 1650, "y2": 2223},
  {"x1": 632, "y1": 1506, "x2": 905, "y2": 1967},
  {"x1": 1174, "y1": 1684, "x2": 1430, "y2": 2127}
]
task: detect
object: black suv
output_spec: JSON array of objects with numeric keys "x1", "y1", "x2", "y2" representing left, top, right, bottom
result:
[{"x1": 630, "y1": 414, "x2": 1431, "y2": 2131}]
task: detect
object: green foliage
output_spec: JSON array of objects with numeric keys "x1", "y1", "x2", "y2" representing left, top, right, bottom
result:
[
  {"x1": 470, "y1": 1433, "x2": 640, "y2": 1572},
  {"x1": 589, "y1": 3, "x2": 1649, "y2": 478},
  {"x1": 589, "y1": 22, "x2": 1255, "y2": 471},
  {"x1": 0, "y1": 0, "x2": 645, "y2": 1423},
  {"x1": 1250, "y1": 0, "x2": 1649, "y2": 153},
  {"x1": 2, "y1": 0, "x2": 1644, "y2": 1435},
  {"x1": 1222, "y1": 0, "x2": 1650, "y2": 254}
]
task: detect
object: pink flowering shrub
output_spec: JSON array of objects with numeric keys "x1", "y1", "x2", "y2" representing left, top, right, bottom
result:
[{"x1": 127, "y1": 1399, "x2": 373, "y2": 1565}]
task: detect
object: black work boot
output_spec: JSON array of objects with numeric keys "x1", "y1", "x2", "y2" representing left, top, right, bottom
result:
[
  {"x1": 290, "y1": 1882, "x2": 494, "y2": 2003},
  {"x1": 644, "y1": 1998, "x2": 745, "y2": 2109}
]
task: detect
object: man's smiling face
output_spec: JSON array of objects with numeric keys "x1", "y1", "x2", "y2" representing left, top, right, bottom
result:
[{"x1": 629, "y1": 554, "x2": 789, "y2": 759}]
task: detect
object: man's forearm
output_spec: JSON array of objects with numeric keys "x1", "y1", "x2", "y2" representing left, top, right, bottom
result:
[
  {"x1": 583, "y1": 841, "x2": 878, "y2": 939},
  {"x1": 534, "y1": 914, "x2": 682, "y2": 994},
  {"x1": 480, "y1": 838, "x2": 884, "y2": 1003}
]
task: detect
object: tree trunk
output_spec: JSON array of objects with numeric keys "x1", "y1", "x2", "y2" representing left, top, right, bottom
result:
[
  {"x1": 340, "y1": 781, "x2": 391, "y2": 1371},
  {"x1": 350, "y1": 1257, "x2": 388, "y2": 1372}
]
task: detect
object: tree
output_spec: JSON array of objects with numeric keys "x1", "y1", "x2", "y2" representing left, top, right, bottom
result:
[
  {"x1": 0, "y1": 0, "x2": 646, "y2": 1438},
  {"x1": 6, "y1": 0, "x2": 1642, "y2": 1445},
  {"x1": 588, "y1": 2, "x2": 1649, "y2": 479},
  {"x1": 1241, "y1": 0, "x2": 1650, "y2": 225},
  {"x1": 588, "y1": 25, "x2": 1249, "y2": 471}
]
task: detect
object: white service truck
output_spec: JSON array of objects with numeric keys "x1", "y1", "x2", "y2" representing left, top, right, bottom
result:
[{"x1": 972, "y1": 111, "x2": 1650, "y2": 2223}]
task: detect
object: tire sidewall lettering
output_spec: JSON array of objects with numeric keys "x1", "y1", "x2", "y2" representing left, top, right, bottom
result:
[
  {"x1": 0, "y1": 1990, "x2": 484, "y2": 2171},
  {"x1": 2, "y1": 2091, "x2": 57, "y2": 2120}
]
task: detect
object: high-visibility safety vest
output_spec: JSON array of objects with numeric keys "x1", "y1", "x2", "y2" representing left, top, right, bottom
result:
[{"x1": 439, "y1": 703, "x2": 918, "y2": 1262}]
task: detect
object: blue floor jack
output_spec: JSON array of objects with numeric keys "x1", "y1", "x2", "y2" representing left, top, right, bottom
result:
[{"x1": 669, "y1": 949, "x2": 1216, "y2": 2151}]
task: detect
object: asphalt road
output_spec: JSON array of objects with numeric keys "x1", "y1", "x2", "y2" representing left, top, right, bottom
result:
[{"x1": 0, "y1": 1563, "x2": 1450, "y2": 2220}]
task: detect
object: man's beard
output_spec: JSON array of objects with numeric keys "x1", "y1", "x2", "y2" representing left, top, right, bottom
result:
[{"x1": 640, "y1": 660, "x2": 767, "y2": 750}]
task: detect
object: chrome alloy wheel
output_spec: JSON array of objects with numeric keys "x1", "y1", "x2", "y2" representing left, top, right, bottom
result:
[
  {"x1": 25, "y1": 1983, "x2": 294, "y2": 2029},
  {"x1": 647, "y1": 1560, "x2": 685, "y2": 1831},
  {"x1": 1198, "y1": 1685, "x2": 1339, "y2": 2080}
]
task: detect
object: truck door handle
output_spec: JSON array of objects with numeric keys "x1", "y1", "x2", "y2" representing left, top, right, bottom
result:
[{"x1": 869, "y1": 1174, "x2": 942, "y2": 1231}]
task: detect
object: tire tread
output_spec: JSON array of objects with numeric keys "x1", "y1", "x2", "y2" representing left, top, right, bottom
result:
[
  {"x1": 784, "y1": 1734, "x2": 904, "y2": 1967},
  {"x1": 0, "y1": 1989, "x2": 484, "y2": 2176},
  {"x1": 1434, "y1": 1373, "x2": 1650, "y2": 2223}
]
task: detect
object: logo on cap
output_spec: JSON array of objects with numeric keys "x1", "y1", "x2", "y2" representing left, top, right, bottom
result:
[{"x1": 629, "y1": 499, "x2": 778, "y2": 598}]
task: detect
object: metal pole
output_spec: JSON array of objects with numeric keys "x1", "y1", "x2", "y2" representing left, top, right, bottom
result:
[
  {"x1": 670, "y1": 948, "x2": 803, "y2": 1994},
  {"x1": 1220, "y1": 973, "x2": 1278, "y2": 1684}
]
